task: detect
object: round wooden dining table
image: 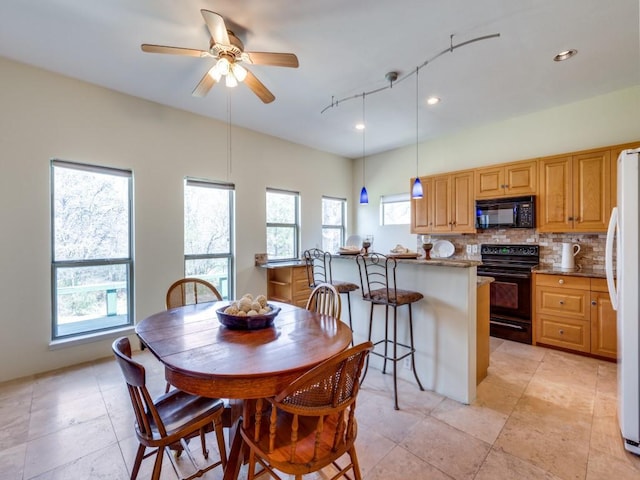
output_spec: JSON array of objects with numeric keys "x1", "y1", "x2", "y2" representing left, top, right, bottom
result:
[{"x1": 135, "y1": 300, "x2": 353, "y2": 479}]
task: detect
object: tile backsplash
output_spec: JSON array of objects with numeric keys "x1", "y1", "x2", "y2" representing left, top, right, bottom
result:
[{"x1": 418, "y1": 230, "x2": 607, "y2": 272}]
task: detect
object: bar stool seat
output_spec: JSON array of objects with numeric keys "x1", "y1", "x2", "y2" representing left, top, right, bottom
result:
[
  {"x1": 332, "y1": 280, "x2": 360, "y2": 294},
  {"x1": 356, "y1": 253, "x2": 424, "y2": 410}
]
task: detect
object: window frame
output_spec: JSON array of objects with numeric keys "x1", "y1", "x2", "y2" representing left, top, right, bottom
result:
[
  {"x1": 50, "y1": 159, "x2": 134, "y2": 341},
  {"x1": 266, "y1": 188, "x2": 300, "y2": 262},
  {"x1": 321, "y1": 196, "x2": 346, "y2": 252},
  {"x1": 183, "y1": 178, "x2": 235, "y2": 300}
]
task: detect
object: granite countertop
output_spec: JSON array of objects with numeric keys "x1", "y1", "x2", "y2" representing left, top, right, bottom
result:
[
  {"x1": 477, "y1": 276, "x2": 495, "y2": 286},
  {"x1": 331, "y1": 254, "x2": 480, "y2": 268},
  {"x1": 534, "y1": 265, "x2": 606, "y2": 279}
]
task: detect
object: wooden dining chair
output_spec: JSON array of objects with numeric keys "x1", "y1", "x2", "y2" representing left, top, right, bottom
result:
[
  {"x1": 112, "y1": 337, "x2": 227, "y2": 480},
  {"x1": 165, "y1": 277, "x2": 222, "y2": 309},
  {"x1": 305, "y1": 282, "x2": 341, "y2": 320},
  {"x1": 240, "y1": 341, "x2": 373, "y2": 480}
]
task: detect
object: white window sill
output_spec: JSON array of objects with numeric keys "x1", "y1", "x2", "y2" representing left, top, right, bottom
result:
[{"x1": 48, "y1": 325, "x2": 136, "y2": 350}]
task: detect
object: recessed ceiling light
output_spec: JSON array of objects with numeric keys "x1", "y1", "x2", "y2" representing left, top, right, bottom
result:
[
  {"x1": 355, "y1": 123, "x2": 365, "y2": 130},
  {"x1": 553, "y1": 49, "x2": 578, "y2": 62},
  {"x1": 426, "y1": 96, "x2": 440, "y2": 105}
]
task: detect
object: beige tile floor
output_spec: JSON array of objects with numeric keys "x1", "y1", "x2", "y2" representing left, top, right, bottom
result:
[{"x1": 1, "y1": 338, "x2": 640, "y2": 479}]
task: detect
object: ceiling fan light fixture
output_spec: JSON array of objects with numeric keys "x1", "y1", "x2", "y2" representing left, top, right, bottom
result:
[
  {"x1": 208, "y1": 68, "x2": 222, "y2": 82},
  {"x1": 427, "y1": 96, "x2": 440, "y2": 105},
  {"x1": 215, "y1": 57, "x2": 231, "y2": 76},
  {"x1": 231, "y1": 63, "x2": 247, "y2": 82},
  {"x1": 225, "y1": 73, "x2": 238, "y2": 88}
]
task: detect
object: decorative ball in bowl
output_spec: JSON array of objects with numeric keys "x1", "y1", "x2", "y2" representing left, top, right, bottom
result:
[{"x1": 216, "y1": 294, "x2": 280, "y2": 330}]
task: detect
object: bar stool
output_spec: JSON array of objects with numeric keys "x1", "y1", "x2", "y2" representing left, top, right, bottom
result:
[
  {"x1": 303, "y1": 248, "x2": 359, "y2": 336},
  {"x1": 356, "y1": 253, "x2": 424, "y2": 410}
]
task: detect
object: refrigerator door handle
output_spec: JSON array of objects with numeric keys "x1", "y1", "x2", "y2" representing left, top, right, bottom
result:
[{"x1": 605, "y1": 206, "x2": 618, "y2": 310}]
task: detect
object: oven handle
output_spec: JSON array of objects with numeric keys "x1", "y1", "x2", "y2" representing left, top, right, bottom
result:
[
  {"x1": 478, "y1": 271, "x2": 531, "y2": 279},
  {"x1": 490, "y1": 320, "x2": 525, "y2": 330}
]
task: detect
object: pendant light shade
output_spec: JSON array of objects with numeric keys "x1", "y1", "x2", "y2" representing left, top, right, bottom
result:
[
  {"x1": 412, "y1": 177, "x2": 423, "y2": 198},
  {"x1": 359, "y1": 92, "x2": 369, "y2": 205},
  {"x1": 360, "y1": 186, "x2": 369, "y2": 204}
]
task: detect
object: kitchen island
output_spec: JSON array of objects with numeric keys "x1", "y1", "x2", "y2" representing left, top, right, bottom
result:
[{"x1": 331, "y1": 255, "x2": 482, "y2": 404}]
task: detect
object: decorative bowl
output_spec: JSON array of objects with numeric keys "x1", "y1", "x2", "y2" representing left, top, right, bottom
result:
[{"x1": 216, "y1": 304, "x2": 281, "y2": 330}]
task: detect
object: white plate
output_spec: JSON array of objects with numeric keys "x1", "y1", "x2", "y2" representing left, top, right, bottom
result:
[{"x1": 431, "y1": 240, "x2": 455, "y2": 258}]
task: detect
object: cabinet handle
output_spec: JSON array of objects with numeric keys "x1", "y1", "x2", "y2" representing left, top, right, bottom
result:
[
  {"x1": 591, "y1": 300, "x2": 597, "y2": 306},
  {"x1": 575, "y1": 217, "x2": 581, "y2": 222},
  {"x1": 559, "y1": 329, "x2": 564, "y2": 335},
  {"x1": 568, "y1": 216, "x2": 574, "y2": 221},
  {"x1": 559, "y1": 300, "x2": 565, "y2": 305},
  {"x1": 558, "y1": 279, "x2": 564, "y2": 284}
]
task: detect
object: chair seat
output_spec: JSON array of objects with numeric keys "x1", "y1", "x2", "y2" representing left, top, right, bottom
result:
[
  {"x1": 245, "y1": 409, "x2": 354, "y2": 471},
  {"x1": 332, "y1": 280, "x2": 359, "y2": 293},
  {"x1": 143, "y1": 390, "x2": 224, "y2": 443},
  {"x1": 364, "y1": 288, "x2": 423, "y2": 305}
]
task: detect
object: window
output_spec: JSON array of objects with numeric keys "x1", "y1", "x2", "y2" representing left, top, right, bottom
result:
[
  {"x1": 51, "y1": 160, "x2": 133, "y2": 340},
  {"x1": 184, "y1": 179, "x2": 235, "y2": 300},
  {"x1": 266, "y1": 189, "x2": 299, "y2": 261},
  {"x1": 322, "y1": 196, "x2": 346, "y2": 253},
  {"x1": 381, "y1": 193, "x2": 411, "y2": 225}
]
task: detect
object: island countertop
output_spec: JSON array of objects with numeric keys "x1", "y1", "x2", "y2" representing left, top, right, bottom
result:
[{"x1": 332, "y1": 254, "x2": 480, "y2": 268}]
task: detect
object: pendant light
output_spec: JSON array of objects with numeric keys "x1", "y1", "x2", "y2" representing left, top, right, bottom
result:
[
  {"x1": 359, "y1": 92, "x2": 369, "y2": 204},
  {"x1": 412, "y1": 66, "x2": 424, "y2": 199}
]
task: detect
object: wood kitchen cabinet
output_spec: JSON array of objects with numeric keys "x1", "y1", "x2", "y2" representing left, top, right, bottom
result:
[
  {"x1": 533, "y1": 273, "x2": 616, "y2": 359},
  {"x1": 590, "y1": 278, "x2": 617, "y2": 360},
  {"x1": 474, "y1": 159, "x2": 537, "y2": 199},
  {"x1": 410, "y1": 176, "x2": 433, "y2": 234},
  {"x1": 431, "y1": 171, "x2": 475, "y2": 233},
  {"x1": 538, "y1": 149, "x2": 611, "y2": 232},
  {"x1": 266, "y1": 264, "x2": 311, "y2": 308}
]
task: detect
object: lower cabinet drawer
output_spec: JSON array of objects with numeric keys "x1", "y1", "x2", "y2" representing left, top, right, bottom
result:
[
  {"x1": 536, "y1": 314, "x2": 590, "y2": 352},
  {"x1": 536, "y1": 287, "x2": 589, "y2": 320}
]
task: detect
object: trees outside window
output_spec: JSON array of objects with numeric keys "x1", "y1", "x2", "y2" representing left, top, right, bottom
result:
[
  {"x1": 381, "y1": 193, "x2": 410, "y2": 225},
  {"x1": 51, "y1": 160, "x2": 133, "y2": 339},
  {"x1": 322, "y1": 197, "x2": 346, "y2": 253},
  {"x1": 184, "y1": 179, "x2": 235, "y2": 299},
  {"x1": 266, "y1": 189, "x2": 299, "y2": 261}
]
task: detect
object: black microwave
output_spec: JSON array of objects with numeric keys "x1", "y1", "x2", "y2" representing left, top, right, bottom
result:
[{"x1": 475, "y1": 195, "x2": 536, "y2": 229}]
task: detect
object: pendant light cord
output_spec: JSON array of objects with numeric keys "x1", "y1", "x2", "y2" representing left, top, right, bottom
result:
[
  {"x1": 362, "y1": 92, "x2": 366, "y2": 184},
  {"x1": 415, "y1": 66, "x2": 419, "y2": 176}
]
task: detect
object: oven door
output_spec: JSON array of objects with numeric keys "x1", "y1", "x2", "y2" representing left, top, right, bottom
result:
[{"x1": 479, "y1": 268, "x2": 533, "y2": 344}]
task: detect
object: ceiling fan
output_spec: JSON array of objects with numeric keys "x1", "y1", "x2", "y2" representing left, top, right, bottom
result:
[{"x1": 141, "y1": 9, "x2": 299, "y2": 103}]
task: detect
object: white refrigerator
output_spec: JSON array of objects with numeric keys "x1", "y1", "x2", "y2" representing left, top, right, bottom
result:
[{"x1": 606, "y1": 148, "x2": 640, "y2": 455}]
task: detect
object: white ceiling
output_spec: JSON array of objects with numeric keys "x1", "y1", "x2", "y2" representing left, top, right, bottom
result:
[{"x1": 0, "y1": 0, "x2": 638, "y2": 158}]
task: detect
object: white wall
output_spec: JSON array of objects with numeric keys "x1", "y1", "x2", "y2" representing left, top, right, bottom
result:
[
  {"x1": 0, "y1": 57, "x2": 353, "y2": 382},
  {"x1": 353, "y1": 85, "x2": 640, "y2": 253}
]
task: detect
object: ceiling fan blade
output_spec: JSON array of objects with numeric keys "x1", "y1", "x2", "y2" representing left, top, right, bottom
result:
[
  {"x1": 244, "y1": 70, "x2": 275, "y2": 104},
  {"x1": 244, "y1": 52, "x2": 299, "y2": 68},
  {"x1": 192, "y1": 68, "x2": 218, "y2": 97},
  {"x1": 201, "y1": 10, "x2": 230, "y2": 46},
  {"x1": 141, "y1": 44, "x2": 210, "y2": 57}
]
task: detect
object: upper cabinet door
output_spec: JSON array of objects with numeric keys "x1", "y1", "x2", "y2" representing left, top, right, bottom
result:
[
  {"x1": 431, "y1": 175, "x2": 452, "y2": 232},
  {"x1": 474, "y1": 166, "x2": 505, "y2": 198},
  {"x1": 451, "y1": 171, "x2": 475, "y2": 232},
  {"x1": 572, "y1": 150, "x2": 610, "y2": 232},
  {"x1": 504, "y1": 160, "x2": 537, "y2": 197},
  {"x1": 538, "y1": 155, "x2": 572, "y2": 232}
]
